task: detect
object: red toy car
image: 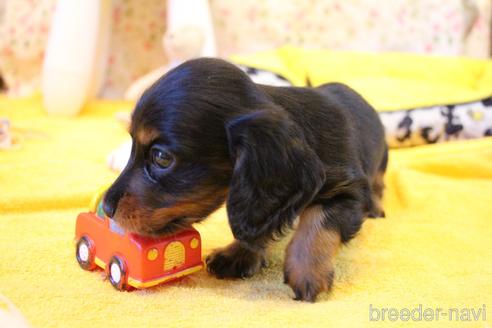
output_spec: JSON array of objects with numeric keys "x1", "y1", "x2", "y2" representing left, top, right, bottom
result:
[{"x1": 74, "y1": 188, "x2": 203, "y2": 290}]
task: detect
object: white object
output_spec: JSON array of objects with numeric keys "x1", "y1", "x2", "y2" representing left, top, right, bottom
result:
[
  {"x1": 78, "y1": 243, "x2": 89, "y2": 262},
  {"x1": 124, "y1": 66, "x2": 171, "y2": 101},
  {"x1": 42, "y1": 0, "x2": 111, "y2": 116},
  {"x1": 124, "y1": 0, "x2": 216, "y2": 101},
  {"x1": 110, "y1": 263, "x2": 122, "y2": 283},
  {"x1": 108, "y1": 139, "x2": 132, "y2": 172},
  {"x1": 167, "y1": 0, "x2": 216, "y2": 57},
  {"x1": 0, "y1": 295, "x2": 31, "y2": 328}
]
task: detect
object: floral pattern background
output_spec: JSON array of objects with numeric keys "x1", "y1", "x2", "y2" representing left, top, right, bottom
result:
[
  {"x1": 0, "y1": 0, "x2": 490, "y2": 98},
  {"x1": 211, "y1": 0, "x2": 491, "y2": 57},
  {"x1": 0, "y1": 0, "x2": 55, "y2": 97},
  {"x1": 103, "y1": 0, "x2": 167, "y2": 98},
  {"x1": 0, "y1": 0, "x2": 168, "y2": 97}
]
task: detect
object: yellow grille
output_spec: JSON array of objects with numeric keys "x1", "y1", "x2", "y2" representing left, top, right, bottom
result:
[{"x1": 164, "y1": 241, "x2": 185, "y2": 271}]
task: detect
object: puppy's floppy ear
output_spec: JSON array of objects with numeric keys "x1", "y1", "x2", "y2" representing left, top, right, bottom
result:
[{"x1": 225, "y1": 108, "x2": 326, "y2": 243}]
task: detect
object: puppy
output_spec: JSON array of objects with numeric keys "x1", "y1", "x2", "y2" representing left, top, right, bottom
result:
[{"x1": 103, "y1": 58, "x2": 388, "y2": 302}]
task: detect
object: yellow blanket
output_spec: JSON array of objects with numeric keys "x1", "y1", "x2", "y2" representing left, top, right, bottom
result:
[
  {"x1": 1, "y1": 53, "x2": 492, "y2": 327},
  {"x1": 233, "y1": 46, "x2": 492, "y2": 111}
]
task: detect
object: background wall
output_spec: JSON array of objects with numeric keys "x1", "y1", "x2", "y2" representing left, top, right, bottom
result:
[
  {"x1": 211, "y1": 0, "x2": 491, "y2": 57},
  {"x1": 0, "y1": 0, "x2": 490, "y2": 98}
]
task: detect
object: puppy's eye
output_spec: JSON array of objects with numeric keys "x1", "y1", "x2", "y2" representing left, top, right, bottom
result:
[{"x1": 151, "y1": 147, "x2": 174, "y2": 169}]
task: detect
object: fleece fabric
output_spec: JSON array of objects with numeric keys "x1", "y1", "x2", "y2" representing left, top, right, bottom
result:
[{"x1": 1, "y1": 51, "x2": 492, "y2": 327}]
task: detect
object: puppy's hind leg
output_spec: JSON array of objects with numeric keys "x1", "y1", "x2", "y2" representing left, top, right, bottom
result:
[
  {"x1": 284, "y1": 197, "x2": 364, "y2": 302},
  {"x1": 368, "y1": 146, "x2": 388, "y2": 218},
  {"x1": 367, "y1": 172, "x2": 386, "y2": 218}
]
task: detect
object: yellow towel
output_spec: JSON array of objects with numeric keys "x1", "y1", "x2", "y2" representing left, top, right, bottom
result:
[
  {"x1": 232, "y1": 46, "x2": 492, "y2": 111},
  {"x1": 1, "y1": 75, "x2": 492, "y2": 326}
]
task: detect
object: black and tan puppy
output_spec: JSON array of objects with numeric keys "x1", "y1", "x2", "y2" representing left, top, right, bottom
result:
[{"x1": 103, "y1": 58, "x2": 388, "y2": 302}]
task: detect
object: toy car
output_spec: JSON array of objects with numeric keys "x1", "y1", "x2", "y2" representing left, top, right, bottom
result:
[{"x1": 74, "y1": 187, "x2": 203, "y2": 290}]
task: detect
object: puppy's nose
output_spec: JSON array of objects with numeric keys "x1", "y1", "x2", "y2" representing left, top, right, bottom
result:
[
  {"x1": 102, "y1": 200, "x2": 116, "y2": 218},
  {"x1": 103, "y1": 174, "x2": 128, "y2": 218}
]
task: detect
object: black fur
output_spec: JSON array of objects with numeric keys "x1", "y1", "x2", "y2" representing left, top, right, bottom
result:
[{"x1": 103, "y1": 58, "x2": 388, "y2": 300}]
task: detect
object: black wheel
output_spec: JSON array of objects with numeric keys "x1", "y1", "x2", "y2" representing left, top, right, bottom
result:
[
  {"x1": 108, "y1": 256, "x2": 129, "y2": 291},
  {"x1": 76, "y1": 236, "x2": 96, "y2": 271}
]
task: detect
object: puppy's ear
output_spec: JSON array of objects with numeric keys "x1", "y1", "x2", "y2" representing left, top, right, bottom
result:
[{"x1": 225, "y1": 108, "x2": 326, "y2": 243}]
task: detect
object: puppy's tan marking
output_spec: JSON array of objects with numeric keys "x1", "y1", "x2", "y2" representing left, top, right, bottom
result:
[
  {"x1": 284, "y1": 205, "x2": 341, "y2": 302},
  {"x1": 113, "y1": 194, "x2": 153, "y2": 233},
  {"x1": 113, "y1": 187, "x2": 228, "y2": 236},
  {"x1": 136, "y1": 128, "x2": 160, "y2": 146},
  {"x1": 372, "y1": 171, "x2": 385, "y2": 199},
  {"x1": 151, "y1": 187, "x2": 227, "y2": 223},
  {"x1": 369, "y1": 171, "x2": 385, "y2": 217}
]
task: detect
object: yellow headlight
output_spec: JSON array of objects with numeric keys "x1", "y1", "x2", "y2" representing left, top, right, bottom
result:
[
  {"x1": 190, "y1": 238, "x2": 199, "y2": 249},
  {"x1": 147, "y1": 248, "x2": 159, "y2": 261}
]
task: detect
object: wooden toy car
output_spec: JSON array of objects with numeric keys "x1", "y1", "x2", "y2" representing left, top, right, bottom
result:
[{"x1": 74, "y1": 188, "x2": 203, "y2": 290}]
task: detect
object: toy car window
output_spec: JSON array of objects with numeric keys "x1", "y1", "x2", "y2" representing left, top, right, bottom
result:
[
  {"x1": 109, "y1": 218, "x2": 125, "y2": 236},
  {"x1": 95, "y1": 200, "x2": 106, "y2": 219}
]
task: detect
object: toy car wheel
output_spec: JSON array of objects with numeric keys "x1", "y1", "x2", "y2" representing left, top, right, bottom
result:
[
  {"x1": 76, "y1": 236, "x2": 96, "y2": 271},
  {"x1": 108, "y1": 256, "x2": 129, "y2": 291}
]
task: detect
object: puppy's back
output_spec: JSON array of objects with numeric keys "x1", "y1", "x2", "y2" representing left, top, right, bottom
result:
[
  {"x1": 260, "y1": 83, "x2": 386, "y2": 176},
  {"x1": 315, "y1": 83, "x2": 386, "y2": 175}
]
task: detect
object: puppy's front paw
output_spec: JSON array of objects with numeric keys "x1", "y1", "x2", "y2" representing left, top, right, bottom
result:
[
  {"x1": 284, "y1": 266, "x2": 334, "y2": 303},
  {"x1": 205, "y1": 241, "x2": 266, "y2": 279}
]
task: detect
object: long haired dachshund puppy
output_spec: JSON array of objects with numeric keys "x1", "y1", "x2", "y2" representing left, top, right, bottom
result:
[{"x1": 103, "y1": 58, "x2": 388, "y2": 302}]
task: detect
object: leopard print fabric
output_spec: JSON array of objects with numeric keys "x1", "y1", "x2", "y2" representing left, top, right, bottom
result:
[{"x1": 381, "y1": 98, "x2": 492, "y2": 148}]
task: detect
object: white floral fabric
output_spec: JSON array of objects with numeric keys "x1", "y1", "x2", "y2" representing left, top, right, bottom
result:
[
  {"x1": 0, "y1": 0, "x2": 490, "y2": 98},
  {"x1": 210, "y1": 0, "x2": 491, "y2": 57}
]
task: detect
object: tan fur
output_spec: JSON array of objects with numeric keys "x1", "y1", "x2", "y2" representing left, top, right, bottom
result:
[
  {"x1": 370, "y1": 171, "x2": 385, "y2": 217},
  {"x1": 114, "y1": 187, "x2": 228, "y2": 236},
  {"x1": 284, "y1": 205, "x2": 341, "y2": 301},
  {"x1": 372, "y1": 171, "x2": 385, "y2": 199},
  {"x1": 136, "y1": 128, "x2": 159, "y2": 146}
]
